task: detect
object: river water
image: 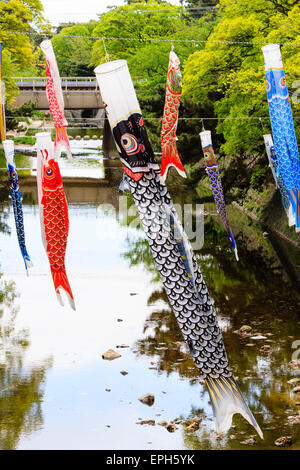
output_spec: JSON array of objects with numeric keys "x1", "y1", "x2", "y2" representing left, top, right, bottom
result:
[{"x1": 0, "y1": 140, "x2": 299, "y2": 450}]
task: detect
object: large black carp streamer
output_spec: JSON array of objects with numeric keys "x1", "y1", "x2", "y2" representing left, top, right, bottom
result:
[{"x1": 95, "y1": 60, "x2": 263, "y2": 438}]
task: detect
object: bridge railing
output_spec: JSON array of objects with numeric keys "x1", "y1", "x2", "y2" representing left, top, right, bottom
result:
[{"x1": 13, "y1": 77, "x2": 99, "y2": 91}]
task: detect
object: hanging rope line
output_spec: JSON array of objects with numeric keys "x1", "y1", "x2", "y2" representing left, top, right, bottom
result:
[
  {"x1": 5, "y1": 116, "x2": 300, "y2": 122},
  {"x1": 102, "y1": 38, "x2": 109, "y2": 62},
  {"x1": 1, "y1": 30, "x2": 300, "y2": 46}
]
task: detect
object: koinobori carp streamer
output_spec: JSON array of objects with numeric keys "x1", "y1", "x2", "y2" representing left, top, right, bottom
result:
[
  {"x1": 40, "y1": 40, "x2": 72, "y2": 160},
  {"x1": 199, "y1": 130, "x2": 238, "y2": 261},
  {"x1": 3, "y1": 140, "x2": 32, "y2": 274},
  {"x1": 94, "y1": 59, "x2": 262, "y2": 438},
  {"x1": 36, "y1": 132, "x2": 75, "y2": 310},
  {"x1": 160, "y1": 49, "x2": 186, "y2": 183},
  {"x1": 263, "y1": 134, "x2": 292, "y2": 223},
  {"x1": 262, "y1": 44, "x2": 300, "y2": 231}
]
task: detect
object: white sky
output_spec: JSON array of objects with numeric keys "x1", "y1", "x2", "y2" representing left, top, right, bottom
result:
[{"x1": 42, "y1": 0, "x2": 181, "y2": 26}]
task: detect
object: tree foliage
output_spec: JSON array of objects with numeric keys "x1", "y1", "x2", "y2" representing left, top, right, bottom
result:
[
  {"x1": 90, "y1": 0, "x2": 203, "y2": 66},
  {"x1": 0, "y1": 0, "x2": 46, "y2": 103},
  {"x1": 90, "y1": 0, "x2": 213, "y2": 154},
  {"x1": 52, "y1": 22, "x2": 97, "y2": 76},
  {"x1": 182, "y1": 0, "x2": 300, "y2": 156}
]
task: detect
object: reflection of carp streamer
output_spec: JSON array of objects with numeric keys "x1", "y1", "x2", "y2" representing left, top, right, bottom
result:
[{"x1": 95, "y1": 60, "x2": 263, "y2": 438}]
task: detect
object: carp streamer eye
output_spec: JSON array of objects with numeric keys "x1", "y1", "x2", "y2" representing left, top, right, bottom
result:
[
  {"x1": 279, "y1": 76, "x2": 287, "y2": 89},
  {"x1": 121, "y1": 134, "x2": 138, "y2": 154},
  {"x1": 204, "y1": 151, "x2": 212, "y2": 160},
  {"x1": 45, "y1": 167, "x2": 54, "y2": 178}
]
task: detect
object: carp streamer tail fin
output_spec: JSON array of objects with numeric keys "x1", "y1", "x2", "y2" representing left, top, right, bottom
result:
[
  {"x1": 54, "y1": 126, "x2": 72, "y2": 160},
  {"x1": 287, "y1": 189, "x2": 299, "y2": 230},
  {"x1": 227, "y1": 230, "x2": 239, "y2": 261},
  {"x1": 205, "y1": 376, "x2": 263, "y2": 439},
  {"x1": 296, "y1": 188, "x2": 300, "y2": 232},
  {"x1": 51, "y1": 268, "x2": 76, "y2": 311},
  {"x1": 160, "y1": 141, "x2": 186, "y2": 183},
  {"x1": 22, "y1": 251, "x2": 33, "y2": 275}
]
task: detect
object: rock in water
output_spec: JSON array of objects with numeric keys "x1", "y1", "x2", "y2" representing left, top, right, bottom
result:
[
  {"x1": 137, "y1": 420, "x2": 155, "y2": 426},
  {"x1": 166, "y1": 423, "x2": 177, "y2": 433},
  {"x1": 102, "y1": 349, "x2": 121, "y2": 360},
  {"x1": 158, "y1": 421, "x2": 168, "y2": 427},
  {"x1": 138, "y1": 393, "x2": 155, "y2": 406},
  {"x1": 287, "y1": 378, "x2": 300, "y2": 385},
  {"x1": 274, "y1": 436, "x2": 293, "y2": 447},
  {"x1": 287, "y1": 414, "x2": 300, "y2": 425},
  {"x1": 239, "y1": 325, "x2": 252, "y2": 335},
  {"x1": 240, "y1": 435, "x2": 257, "y2": 446},
  {"x1": 260, "y1": 345, "x2": 272, "y2": 354}
]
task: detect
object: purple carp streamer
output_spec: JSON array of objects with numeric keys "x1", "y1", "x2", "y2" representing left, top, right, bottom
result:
[
  {"x1": 160, "y1": 50, "x2": 186, "y2": 182},
  {"x1": 262, "y1": 44, "x2": 300, "y2": 231},
  {"x1": 95, "y1": 60, "x2": 262, "y2": 438},
  {"x1": 200, "y1": 130, "x2": 238, "y2": 261}
]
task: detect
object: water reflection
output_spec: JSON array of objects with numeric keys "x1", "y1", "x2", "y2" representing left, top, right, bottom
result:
[
  {"x1": 0, "y1": 268, "x2": 52, "y2": 450},
  {"x1": 0, "y1": 146, "x2": 299, "y2": 449},
  {"x1": 122, "y1": 196, "x2": 300, "y2": 448}
]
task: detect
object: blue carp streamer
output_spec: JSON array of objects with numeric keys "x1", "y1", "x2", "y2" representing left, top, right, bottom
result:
[
  {"x1": 4, "y1": 142, "x2": 32, "y2": 273},
  {"x1": 262, "y1": 44, "x2": 300, "y2": 231}
]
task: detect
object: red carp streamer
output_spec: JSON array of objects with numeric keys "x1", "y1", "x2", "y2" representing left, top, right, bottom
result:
[
  {"x1": 160, "y1": 50, "x2": 186, "y2": 183},
  {"x1": 36, "y1": 133, "x2": 75, "y2": 310},
  {"x1": 40, "y1": 40, "x2": 72, "y2": 160}
]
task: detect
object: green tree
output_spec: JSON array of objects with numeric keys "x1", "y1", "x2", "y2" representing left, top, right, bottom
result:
[
  {"x1": 90, "y1": 0, "x2": 213, "y2": 153},
  {"x1": 52, "y1": 21, "x2": 98, "y2": 76},
  {"x1": 183, "y1": 0, "x2": 300, "y2": 157},
  {"x1": 91, "y1": 0, "x2": 197, "y2": 66},
  {"x1": 180, "y1": 0, "x2": 218, "y2": 19},
  {"x1": 0, "y1": 0, "x2": 47, "y2": 103}
]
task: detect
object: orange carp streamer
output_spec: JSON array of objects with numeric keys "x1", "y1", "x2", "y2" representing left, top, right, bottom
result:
[{"x1": 160, "y1": 50, "x2": 186, "y2": 183}]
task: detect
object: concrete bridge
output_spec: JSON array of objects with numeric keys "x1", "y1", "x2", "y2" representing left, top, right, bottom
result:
[
  {"x1": 13, "y1": 77, "x2": 119, "y2": 157},
  {"x1": 13, "y1": 77, "x2": 104, "y2": 110}
]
